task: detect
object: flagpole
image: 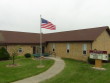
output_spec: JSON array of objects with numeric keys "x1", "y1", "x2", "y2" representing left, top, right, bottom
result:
[
  {"x1": 40, "y1": 15, "x2": 42, "y2": 65},
  {"x1": 37, "y1": 15, "x2": 46, "y2": 68}
]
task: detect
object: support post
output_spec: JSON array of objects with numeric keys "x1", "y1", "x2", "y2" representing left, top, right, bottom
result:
[{"x1": 95, "y1": 59, "x2": 102, "y2": 68}]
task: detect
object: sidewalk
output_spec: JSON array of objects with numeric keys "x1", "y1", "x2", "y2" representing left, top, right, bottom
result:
[{"x1": 12, "y1": 57, "x2": 65, "y2": 83}]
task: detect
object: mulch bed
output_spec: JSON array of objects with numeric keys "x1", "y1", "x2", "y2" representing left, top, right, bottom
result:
[{"x1": 6, "y1": 64, "x2": 21, "y2": 67}]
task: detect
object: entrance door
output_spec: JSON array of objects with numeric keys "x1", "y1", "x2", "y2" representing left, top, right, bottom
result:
[
  {"x1": 33, "y1": 46, "x2": 36, "y2": 54},
  {"x1": 42, "y1": 46, "x2": 45, "y2": 53}
]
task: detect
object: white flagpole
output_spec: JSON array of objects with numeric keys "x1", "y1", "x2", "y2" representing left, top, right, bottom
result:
[
  {"x1": 37, "y1": 15, "x2": 45, "y2": 68},
  {"x1": 40, "y1": 15, "x2": 42, "y2": 65}
]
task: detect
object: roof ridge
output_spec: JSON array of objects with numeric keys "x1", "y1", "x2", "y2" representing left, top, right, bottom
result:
[{"x1": 0, "y1": 30, "x2": 39, "y2": 34}]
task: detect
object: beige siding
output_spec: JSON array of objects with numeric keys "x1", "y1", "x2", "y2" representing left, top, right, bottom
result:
[
  {"x1": 92, "y1": 30, "x2": 110, "y2": 54},
  {"x1": 46, "y1": 42, "x2": 91, "y2": 61}
]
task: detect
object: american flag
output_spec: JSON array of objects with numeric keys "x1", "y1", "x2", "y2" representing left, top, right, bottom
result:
[{"x1": 41, "y1": 18, "x2": 56, "y2": 30}]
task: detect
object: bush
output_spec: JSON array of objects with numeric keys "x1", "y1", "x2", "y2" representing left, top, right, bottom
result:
[
  {"x1": 24, "y1": 53, "x2": 31, "y2": 58},
  {"x1": 0, "y1": 47, "x2": 10, "y2": 60},
  {"x1": 107, "y1": 54, "x2": 110, "y2": 62},
  {"x1": 88, "y1": 57, "x2": 95, "y2": 64}
]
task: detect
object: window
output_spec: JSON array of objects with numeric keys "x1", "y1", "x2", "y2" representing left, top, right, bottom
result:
[
  {"x1": 18, "y1": 48, "x2": 23, "y2": 53},
  {"x1": 83, "y1": 51, "x2": 86, "y2": 54},
  {"x1": 82, "y1": 44, "x2": 87, "y2": 55},
  {"x1": 53, "y1": 48, "x2": 55, "y2": 51},
  {"x1": 52, "y1": 43, "x2": 55, "y2": 51},
  {"x1": 66, "y1": 43, "x2": 70, "y2": 53}
]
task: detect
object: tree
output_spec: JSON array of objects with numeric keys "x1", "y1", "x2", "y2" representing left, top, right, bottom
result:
[
  {"x1": 0, "y1": 47, "x2": 10, "y2": 60},
  {"x1": 11, "y1": 46, "x2": 20, "y2": 65}
]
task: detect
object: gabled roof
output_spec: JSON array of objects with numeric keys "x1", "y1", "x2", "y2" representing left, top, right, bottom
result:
[
  {"x1": 0, "y1": 26, "x2": 109, "y2": 44},
  {"x1": 43, "y1": 26, "x2": 110, "y2": 42}
]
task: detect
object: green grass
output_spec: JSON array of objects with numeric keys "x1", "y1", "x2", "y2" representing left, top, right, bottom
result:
[
  {"x1": 41, "y1": 58, "x2": 110, "y2": 83},
  {"x1": 0, "y1": 58, "x2": 54, "y2": 83}
]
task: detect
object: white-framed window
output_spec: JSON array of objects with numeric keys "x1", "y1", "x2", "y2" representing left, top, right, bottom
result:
[
  {"x1": 18, "y1": 48, "x2": 23, "y2": 53},
  {"x1": 82, "y1": 44, "x2": 87, "y2": 55},
  {"x1": 66, "y1": 43, "x2": 70, "y2": 53},
  {"x1": 52, "y1": 43, "x2": 55, "y2": 51}
]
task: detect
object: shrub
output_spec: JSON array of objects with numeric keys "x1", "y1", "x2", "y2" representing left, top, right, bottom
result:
[
  {"x1": 0, "y1": 47, "x2": 10, "y2": 60},
  {"x1": 107, "y1": 54, "x2": 110, "y2": 62},
  {"x1": 88, "y1": 57, "x2": 95, "y2": 64},
  {"x1": 24, "y1": 53, "x2": 31, "y2": 58}
]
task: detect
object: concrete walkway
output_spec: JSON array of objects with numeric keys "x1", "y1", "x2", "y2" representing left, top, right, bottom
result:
[{"x1": 12, "y1": 57, "x2": 65, "y2": 83}]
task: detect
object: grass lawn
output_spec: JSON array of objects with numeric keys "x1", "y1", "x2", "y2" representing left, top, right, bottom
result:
[
  {"x1": 41, "y1": 58, "x2": 110, "y2": 83},
  {"x1": 0, "y1": 58, "x2": 54, "y2": 83}
]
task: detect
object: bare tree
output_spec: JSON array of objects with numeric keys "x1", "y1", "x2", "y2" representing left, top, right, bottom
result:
[{"x1": 11, "y1": 45, "x2": 20, "y2": 65}]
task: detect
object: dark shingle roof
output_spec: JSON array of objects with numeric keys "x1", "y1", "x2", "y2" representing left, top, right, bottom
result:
[
  {"x1": 0, "y1": 31, "x2": 40, "y2": 44},
  {"x1": 0, "y1": 26, "x2": 109, "y2": 44},
  {"x1": 43, "y1": 26, "x2": 109, "y2": 42}
]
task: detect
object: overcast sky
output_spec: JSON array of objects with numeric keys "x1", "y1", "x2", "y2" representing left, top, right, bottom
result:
[{"x1": 0, "y1": 0, "x2": 110, "y2": 33}]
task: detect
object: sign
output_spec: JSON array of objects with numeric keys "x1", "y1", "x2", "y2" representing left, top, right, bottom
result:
[{"x1": 90, "y1": 50, "x2": 108, "y2": 61}]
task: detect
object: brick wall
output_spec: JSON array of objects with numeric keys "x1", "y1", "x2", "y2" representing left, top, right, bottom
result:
[
  {"x1": 46, "y1": 42, "x2": 91, "y2": 61},
  {"x1": 7, "y1": 45, "x2": 35, "y2": 56},
  {"x1": 92, "y1": 30, "x2": 110, "y2": 54}
]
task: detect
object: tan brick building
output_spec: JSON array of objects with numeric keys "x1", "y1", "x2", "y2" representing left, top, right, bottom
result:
[{"x1": 0, "y1": 26, "x2": 110, "y2": 61}]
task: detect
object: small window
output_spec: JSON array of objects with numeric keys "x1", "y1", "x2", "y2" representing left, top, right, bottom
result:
[
  {"x1": 83, "y1": 50, "x2": 86, "y2": 54},
  {"x1": 66, "y1": 43, "x2": 70, "y2": 53},
  {"x1": 82, "y1": 44, "x2": 87, "y2": 55},
  {"x1": 18, "y1": 48, "x2": 22, "y2": 53},
  {"x1": 52, "y1": 43, "x2": 55, "y2": 51},
  {"x1": 53, "y1": 48, "x2": 55, "y2": 51},
  {"x1": 67, "y1": 49, "x2": 69, "y2": 53}
]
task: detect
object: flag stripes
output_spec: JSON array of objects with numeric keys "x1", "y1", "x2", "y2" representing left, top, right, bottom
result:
[{"x1": 41, "y1": 18, "x2": 56, "y2": 30}]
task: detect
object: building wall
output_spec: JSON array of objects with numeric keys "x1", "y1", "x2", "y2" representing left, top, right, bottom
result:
[
  {"x1": 6, "y1": 45, "x2": 38, "y2": 56},
  {"x1": 46, "y1": 42, "x2": 91, "y2": 61},
  {"x1": 2, "y1": 29, "x2": 110, "y2": 60},
  {"x1": 92, "y1": 30, "x2": 110, "y2": 54}
]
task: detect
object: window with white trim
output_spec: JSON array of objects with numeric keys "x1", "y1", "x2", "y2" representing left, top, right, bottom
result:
[
  {"x1": 18, "y1": 48, "x2": 23, "y2": 53},
  {"x1": 52, "y1": 43, "x2": 55, "y2": 51},
  {"x1": 66, "y1": 43, "x2": 70, "y2": 53},
  {"x1": 82, "y1": 44, "x2": 87, "y2": 55}
]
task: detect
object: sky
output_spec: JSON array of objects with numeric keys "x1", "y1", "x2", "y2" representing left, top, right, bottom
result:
[{"x1": 0, "y1": 0, "x2": 110, "y2": 33}]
